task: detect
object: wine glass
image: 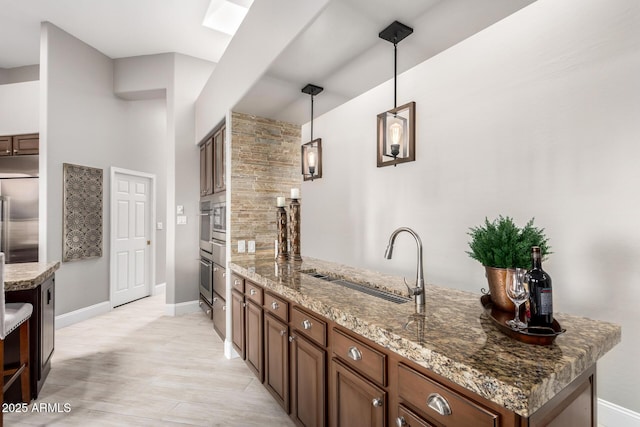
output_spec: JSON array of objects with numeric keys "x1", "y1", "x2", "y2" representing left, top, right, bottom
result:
[{"x1": 506, "y1": 268, "x2": 529, "y2": 330}]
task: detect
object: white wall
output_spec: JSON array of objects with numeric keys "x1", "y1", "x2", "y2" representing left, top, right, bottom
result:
[
  {"x1": 195, "y1": 0, "x2": 329, "y2": 142},
  {"x1": 42, "y1": 23, "x2": 172, "y2": 314},
  {"x1": 0, "y1": 81, "x2": 39, "y2": 134},
  {"x1": 301, "y1": 0, "x2": 640, "y2": 413}
]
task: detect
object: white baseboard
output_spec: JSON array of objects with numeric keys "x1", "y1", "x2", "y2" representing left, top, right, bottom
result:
[
  {"x1": 153, "y1": 282, "x2": 166, "y2": 296},
  {"x1": 55, "y1": 301, "x2": 111, "y2": 329},
  {"x1": 599, "y1": 399, "x2": 640, "y2": 427},
  {"x1": 164, "y1": 300, "x2": 199, "y2": 316}
]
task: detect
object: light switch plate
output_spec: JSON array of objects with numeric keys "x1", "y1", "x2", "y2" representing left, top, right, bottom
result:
[
  {"x1": 176, "y1": 215, "x2": 187, "y2": 225},
  {"x1": 248, "y1": 240, "x2": 256, "y2": 253},
  {"x1": 237, "y1": 240, "x2": 246, "y2": 253},
  {"x1": 176, "y1": 205, "x2": 184, "y2": 215}
]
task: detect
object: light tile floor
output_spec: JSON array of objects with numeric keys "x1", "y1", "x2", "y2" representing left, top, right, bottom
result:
[{"x1": 4, "y1": 294, "x2": 295, "y2": 426}]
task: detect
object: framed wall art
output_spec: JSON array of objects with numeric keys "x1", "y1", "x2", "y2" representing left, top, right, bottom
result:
[{"x1": 62, "y1": 163, "x2": 103, "y2": 262}]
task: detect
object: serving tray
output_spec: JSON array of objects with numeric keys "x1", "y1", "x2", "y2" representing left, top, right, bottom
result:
[{"x1": 480, "y1": 294, "x2": 565, "y2": 345}]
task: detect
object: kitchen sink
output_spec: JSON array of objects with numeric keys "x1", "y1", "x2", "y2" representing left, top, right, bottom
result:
[{"x1": 303, "y1": 272, "x2": 410, "y2": 304}]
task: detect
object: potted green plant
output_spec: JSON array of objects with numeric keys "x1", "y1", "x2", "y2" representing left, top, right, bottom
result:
[{"x1": 467, "y1": 216, "x2": 551, "y2": 311}]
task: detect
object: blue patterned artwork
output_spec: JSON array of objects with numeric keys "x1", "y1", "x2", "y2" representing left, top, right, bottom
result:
[{"x1": 63, "y1": 163, "x2": 103, "y2": 261}]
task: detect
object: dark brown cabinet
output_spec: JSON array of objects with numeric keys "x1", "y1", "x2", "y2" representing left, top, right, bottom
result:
[
  {"x1": 0, "y1": 133, "x2": 39, "y2": 156},
  {"x1": 213, "y1": 126, "x2": 225, "y2": 193},
  {"x1": 290, "y1": 331, "x2": 326, "y2": 427},
  {"x1": 264, "y1": 313, "x2": 290, "y2": 412},
  {"x1": 200, "y1": 137, "x2": 213, "y2": 196},
  {"x1": 245, "y1": 299, "x2": 264, "y2": 381},
  {"x1": 231, "y1": 290, "x2": 245, "y2": 359},
  {"x1": 212, "y1": 291, "x2": 226, "y2": 339},
  {"x1": 331, "y1": 359, "x2": 387, "y2": 427},
  {"x1": 199, "y1": 123, "x2": 225, "y2": 197},
  {"x1": 5, "y1": 274, "x2": 55, "y2": 400}
]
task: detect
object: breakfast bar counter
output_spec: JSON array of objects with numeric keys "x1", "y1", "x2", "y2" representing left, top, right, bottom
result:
[
  {"x1": 4, "y1": 261, "x2": 59, "y2": 400},
  {"x1": 230, "y1": 255, "x2": 620, "y2": 421}
]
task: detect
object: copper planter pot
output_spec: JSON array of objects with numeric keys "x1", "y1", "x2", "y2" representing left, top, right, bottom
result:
[{"x1": 485, "y1": 266, "x2": 515, "y2": 313}]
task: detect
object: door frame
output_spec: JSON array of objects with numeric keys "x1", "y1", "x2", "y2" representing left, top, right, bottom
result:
[{"x1": 109, "y1": 167, "x2": 157, "y2": 309}]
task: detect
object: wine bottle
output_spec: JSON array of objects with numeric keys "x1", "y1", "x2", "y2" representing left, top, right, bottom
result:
[{"x1": 527, "y1": 246, "x2": 553, "y2": 327}]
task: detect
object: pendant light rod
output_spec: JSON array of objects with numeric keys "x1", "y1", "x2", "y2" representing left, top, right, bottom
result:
[
  {"x1": 379, "y1": 20, "x2": 413, "y2": 109},
  {"x1": 301, "y1": 83, "x2": 324, "y2": 141},
  {"x1": 394, "y1": 42, "x2": 397, "y2": 109}
]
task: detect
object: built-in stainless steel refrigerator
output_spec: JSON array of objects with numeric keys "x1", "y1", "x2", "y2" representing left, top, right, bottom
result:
[{"x1": 0, "y1": 156, "x2": 39, "y2": 263}]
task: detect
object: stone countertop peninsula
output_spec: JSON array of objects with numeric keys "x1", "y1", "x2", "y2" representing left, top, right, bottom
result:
[
  {"x1": 229, "y1": 255, "x2": 621, "y2": 418},
  {"x1": 4, "y1": 261, "x2": 60, "y2": 291}
]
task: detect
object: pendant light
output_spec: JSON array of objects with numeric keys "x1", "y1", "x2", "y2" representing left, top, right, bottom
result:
[
  {"x1": 377, "y1": 20, "x2": 416, "y2": 168},
  {"x1": 301, "y1": 83, "x2": 323, "y2": 181}
]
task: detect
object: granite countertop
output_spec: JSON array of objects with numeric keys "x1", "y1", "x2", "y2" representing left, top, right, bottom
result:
[
  {"x1": 4, "y1": 261, "x2": 61, "y2": 291},
  {"x1": 229, "y1": 255, "x2": 621, "y2": 418}
]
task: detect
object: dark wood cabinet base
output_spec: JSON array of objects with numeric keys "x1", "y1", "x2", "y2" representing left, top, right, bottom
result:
[{"x1": 5, "y1": 275, "x2": 55, "y2": 401}]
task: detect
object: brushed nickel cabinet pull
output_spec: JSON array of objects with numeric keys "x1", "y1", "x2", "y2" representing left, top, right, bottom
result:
[
  {"x1": 427, "y1": 393, "x2": 452, "y2": 416},
  {"x1": 372, "y1": 397, "x2": 383, "y2": 407},
  {"x1": 302, "y1": 319, "x2": 312, "y2": 330},
  {"x1": 396, "y1": 416, "x2": 407, "y2": 427},
  {"x1": 271, "y1": 301, "x2": 279, "y2": 310},
  {"x1": 348, "y1": 346, "x2": 362, "y2": 361},
  {"x1": 250, "y1": 288, "x2": 256, "y2": 295}
]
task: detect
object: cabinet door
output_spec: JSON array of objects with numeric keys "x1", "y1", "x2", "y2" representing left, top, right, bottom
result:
[
  {"x1": 331, "y1": 359, "x2": 386, "y2": 427},
  {"x1": 213, "y1": 263, "x2": 226, "y2": 297},
  {"x1": 205, "y1": 138, "x2": 213, "y2": 195},
  {"x1": 231, "y1": 290, "x2": 245, "y2": 359},
  {"x1": 199, "y1": 142, "x2": 207, "y2": 196},
  {"x1": 213, "y1": 126, "x2": 225, "y2": 193},
  {"x1": 264, "y1": 313, "x2": 290, "y2": 412},
  {"x1": 12, "y1": 134, "x2": 39, "y2": 155},
  {"x1": 41, "y1": 276, "x2": 55, "y2": 368},
  {"x1": 245, "y1": 299, "x2": 264, "y2": 381},
  {"x1": 291, "y1": 332, "x2": 326, "y2": 427},
  {"x1": 0, "y1": 136, "x2": 11, "y2": 156},
  {"x1": 212, "y1": 292, "x2": 226, "y2": 340}
]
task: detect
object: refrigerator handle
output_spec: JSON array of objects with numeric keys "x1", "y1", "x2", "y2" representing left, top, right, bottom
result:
[{"x1": 0, "y1": 197, "x2": 7, "y2": 255}]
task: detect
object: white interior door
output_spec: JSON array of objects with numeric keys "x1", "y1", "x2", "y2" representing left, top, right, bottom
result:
[{"x1": 111, "y1": 170, "x2": 153, "y2": 307}]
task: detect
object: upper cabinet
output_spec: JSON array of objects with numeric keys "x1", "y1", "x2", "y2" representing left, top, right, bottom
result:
[
  {"x1": 0, "y1": 133, "x2": 39, "y2": 156},
  {"x1": 200, "y1": 124, "x2": 225, "y2": 197}
]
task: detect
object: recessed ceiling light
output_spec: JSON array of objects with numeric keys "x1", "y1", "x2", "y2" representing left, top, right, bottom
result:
[{"x1": 202, "y1": 0, "x2": 253, "y2": 36}]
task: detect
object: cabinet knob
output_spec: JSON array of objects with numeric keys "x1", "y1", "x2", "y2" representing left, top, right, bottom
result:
[
  {"x1": 199, "y1": 301, "x2": 203, "y2": 307},
  {"x1": 242, "y1": 303, "x2": 246, "y2": 308},
  {"x1": 223, "y1": 272, "x2": 226, "y2": 277},
  {"x1": 234, "y1": 279, "x2": 241, "y2": 286},
  {"x1": 289, "y1": 335, "x2": 296, "y2": 342},
  {"x1": 427, "y1": 393, "x2": 452, "y2": 416},
  {"x1": 250, "y1": 288, "x2": 256, "y2": 295},
  {"x1": 271, "y1": 301, "x2": 279, "y2": 310},
  {"x1": 280, "y1": 330, "x2": 287, "y2": 336},
  {"x1": 214, "y1": 267, "x2": 218, "y2": 272},
  {"x1": 206, "y1": 309, "x2": 211, "y2": 315},
  {"x1": 302, "y1": 319, "x2": 312, "y2": 330},
  {"x1": 222, "y1": 305, "x2": 226, "y2": 311},
  {"x1": 13, "y1": 149, "x2": 18, "y2": 153},
  {"x1": 5, "y1": 150, "x2": 9, "y2": 154},
  {"x1": 396, "y1": 416, "x2": 407, "y2": 427},
  {"x1": 213, "y1": 297, "x2": 218, "y2": 302},
  {"x1": 372, "y1": 397, "x2": 383, "y2": 408},
  {"x1": 347, "y1": 346, "x2": 362, "y2": 361}
]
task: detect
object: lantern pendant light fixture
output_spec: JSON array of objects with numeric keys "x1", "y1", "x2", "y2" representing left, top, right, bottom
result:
[
  {"x1": 301, "y1": 83, "x2": 323, "y2": 181},
  {"x1": 377, "y1": 20, "x2": 416, "y2": 168}
]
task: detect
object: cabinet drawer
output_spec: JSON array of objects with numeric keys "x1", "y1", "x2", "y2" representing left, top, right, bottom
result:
[
  {"x1": 232, "y1": 274, "x2": 245, "y2": 293},
  {"x1": 264, "y1": 292, "x2": 288, "y2": 322},
  {"x1": 397, "y1": 404, "x2": 435, "y2": 427},
  {"x1": 398, "y1": 363, "x2": 498, "y2": 427},
  {"x1": 245, "y1": 281, "x2": 263, "y2": 305},
  {"x1": 291, "y1": 306, "x2": 327, "y2": 347},
  {"x1": 333, "y1": 328, "x2": 386, "y2": 386}
]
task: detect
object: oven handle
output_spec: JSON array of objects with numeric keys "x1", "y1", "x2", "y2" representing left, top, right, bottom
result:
[
  {"x1": 199, "y1": 212, "x2": 212, "y2": 216},
  {"x1": 200, "y1": 259, "x2": 211, "y2": 267}
]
